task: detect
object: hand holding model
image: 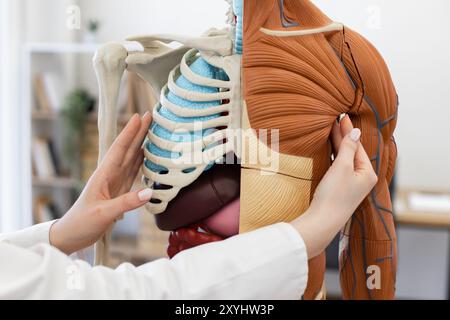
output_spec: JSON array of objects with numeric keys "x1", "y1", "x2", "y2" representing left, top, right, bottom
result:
[
  {"x1": 292, "y1": 115, "x2": 377, "y2": 259},
  {"x1": 49, "y1": 112, "x2": 375, "y2": 259},
  {"x1": 49, "y1": 113, "x2": 153, "y2": 255}
]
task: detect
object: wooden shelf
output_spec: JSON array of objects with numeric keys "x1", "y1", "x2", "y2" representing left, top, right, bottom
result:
[
  {"x1": 32, "y1": 111, "x2": 133, "y2": 125},
  {"x1": 396, "y1": 212, "x2": 450, "y2": 229},
  {"x1": 32, "y1": 176, "x2": 79, "y2": 189},
  {"x1": 87, "y1": 113, "x2": 133, "y2": 125},
  {"x1": 25, "y1": 42, "x2": 100, "y2": 54},
  {"x1": 395, "y1": 189, "x2": 450, "y2": 229}
]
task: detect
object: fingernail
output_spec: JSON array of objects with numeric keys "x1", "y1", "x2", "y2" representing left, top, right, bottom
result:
[
  {"x1": 138, "y1": 188, "x2": 153, "y2": 201},
  {"x1": 350, "y1": 128, "x2": 361, "y2": 142},
  {"x1": 142, "y1": 111, "x2": 150, "y2": 118},
  {"x1": 127, "y1": 113, "x2": 139, "y2": 124}
]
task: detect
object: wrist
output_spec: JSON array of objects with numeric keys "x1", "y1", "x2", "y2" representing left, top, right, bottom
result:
[
  {"x1": 291, "y1": 208, "x2": 319, "y2": 258},
  {"x1": 49, "y1": 220, "x2": 73, "y2": 255},
  {"x1": 291, "y1": 205, "x2": 336, "y2": 259}
]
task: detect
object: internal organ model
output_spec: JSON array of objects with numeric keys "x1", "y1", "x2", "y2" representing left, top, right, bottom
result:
[{"x1": 94, "y1": 0, "x2": 398, "y2": 300}]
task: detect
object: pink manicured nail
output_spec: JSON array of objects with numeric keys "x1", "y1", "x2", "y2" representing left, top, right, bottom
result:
[
  {"x1": 138, "y1": 188, "x2": 153, "y2": 201},
  {"x1": 350, "y1": 128, "x2": 361, "y2": 142}
]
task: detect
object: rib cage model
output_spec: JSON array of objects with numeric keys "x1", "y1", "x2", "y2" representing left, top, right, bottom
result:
[
  {"x1": 93, "y1": 0, "x2": 398, "y2": 300},
  {"x1": 143, "y1": 46, "x2": 242, "y2": 214}
]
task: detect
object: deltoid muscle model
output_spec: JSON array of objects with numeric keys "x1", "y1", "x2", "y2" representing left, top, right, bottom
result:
[{"x1": 93, "y1": 0, "x2": 398, "y2": 300}]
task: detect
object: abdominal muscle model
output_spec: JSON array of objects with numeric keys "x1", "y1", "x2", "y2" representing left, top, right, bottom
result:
[{"x1": 93, "y1": 0, "x2": 398, "y2": 300}]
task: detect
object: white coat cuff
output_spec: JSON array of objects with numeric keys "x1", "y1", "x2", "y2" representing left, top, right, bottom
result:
[{"x1": 0, "y1": 220, "x2": 57, "y2": 248}]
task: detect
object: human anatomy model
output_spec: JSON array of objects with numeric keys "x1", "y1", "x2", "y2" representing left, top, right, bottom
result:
[{"x1": 93, "y1": 0, "x2": 398, "y2": 300}]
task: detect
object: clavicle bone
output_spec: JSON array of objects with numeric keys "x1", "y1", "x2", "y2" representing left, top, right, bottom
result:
[
  {"x1": 260, "y1": 21, "x2": 344, "y2": 37},
  {"x1": 127, "y1": 28, "x2": 233, "y2": 56}
]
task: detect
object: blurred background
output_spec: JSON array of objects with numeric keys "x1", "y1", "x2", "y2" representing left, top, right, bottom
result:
[{"x1": 0, "y1": 0, "x2": 449, "y2": 299}]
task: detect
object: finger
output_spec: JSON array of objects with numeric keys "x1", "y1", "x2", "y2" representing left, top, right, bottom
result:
[
  {"x1": 354, "y1": 141, "x2": 375, "y2": 174},
  {"x1": 333, "y1": 128, "x2": 361, "y2": 170},
  {"x1": 102, "y1": 114, "x2": 142, "y2": 168},
  {"x1": 339, "y1": 114, "x2": 354, "y2": 136},
  {"x1": 331, "y1": 120, "x2": 343, "y2": 156},
  {"x1": 123, "y1": 112, "x2": 152, "y2": 167},
  {"x1": 119, "y1": 153, "x2": 143, "y2": 195},
  {"x1": 125, "y1": 151, "x2": 144, "y2": 191},
  {"x1": 339, "y1": 115, "x2": 372, "y2": 171},
  {"x1": 103, "y1": 188, "x2": 153, "y2": 219},
  {"x1": 354, "y1": 143, "x2": 378, "y2": 188}
]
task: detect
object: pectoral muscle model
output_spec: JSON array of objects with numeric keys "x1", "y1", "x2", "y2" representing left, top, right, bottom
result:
[{"x1": 94, "y1": 0, "x2": 398, "y2": 300}]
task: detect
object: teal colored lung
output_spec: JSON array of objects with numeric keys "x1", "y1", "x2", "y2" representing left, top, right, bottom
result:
[{"x1": 145, "y1": 57, "x2": 229, "y2": 174}]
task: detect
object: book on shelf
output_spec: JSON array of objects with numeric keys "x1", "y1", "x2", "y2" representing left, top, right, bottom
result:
[
  {"x1": 33, "y1": 72, "x2": 64, "y2": 113},
  {"x1": 33, "y1": 196, "x2": 60, "y2": 224},
  {"x1": 47, "y1": 140, "x2": 61, "y2": 176},
  {"x1": 33, "y1": 74, "x2": 52, "y2": 112},
  {"x1": 32, "y1": 137, "x2": 61, "y2": 178}
]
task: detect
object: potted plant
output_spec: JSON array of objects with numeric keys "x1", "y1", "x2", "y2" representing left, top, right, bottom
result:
[
  {"x1": 61, "y1": 88, "x2": 95, "y2": 180},
  {"x1": 84, "y1": 19, "x2": 100, "y2": 43}
]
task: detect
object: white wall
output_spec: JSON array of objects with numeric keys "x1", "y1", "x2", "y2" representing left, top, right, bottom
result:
[
  {"x1": 78, "y1": 0, "x2": 229, "y2": 41},
  {"x1": 0, "y1": 0, "x2": 23, "y2": 232},
  {"x1": 23, "y1": 0, "x2": 77, "y2": 43}
]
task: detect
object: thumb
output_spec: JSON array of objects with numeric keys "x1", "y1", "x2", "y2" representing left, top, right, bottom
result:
[
  {"x1": 103, "y1": 188, "x2": 153, "y2": 219},
  {"x1": 334, "y1": 128, "x2": 361, "y2": 169}
]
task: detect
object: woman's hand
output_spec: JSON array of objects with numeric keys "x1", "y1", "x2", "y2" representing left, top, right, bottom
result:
[
  {"x1": 49, "y1": 113, "x2": 153, "y2": 255},
  {"x1": 291, "y1": 115, "x2": 378, "y2": 259}
]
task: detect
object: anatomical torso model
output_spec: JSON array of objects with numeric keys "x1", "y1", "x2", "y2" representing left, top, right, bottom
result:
[{"x1": 94, "y1": 0, "x2": 398, "y2": 300}]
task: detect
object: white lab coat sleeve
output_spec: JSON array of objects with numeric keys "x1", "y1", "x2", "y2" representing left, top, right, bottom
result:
[
  {"x1": 0, "y1": 222, "x2": 308, "y2": 300},
  {"x1": 0, "y1": 220, "x2": 56, "y2": 248}
]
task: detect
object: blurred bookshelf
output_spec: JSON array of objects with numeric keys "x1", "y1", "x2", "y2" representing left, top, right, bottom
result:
[
  {"x1": 32, "y1": 177, "x2": 79, "y2": 189},
  {"x1": 24, "y1": 42, "x2": 168, "y2": 266}
]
